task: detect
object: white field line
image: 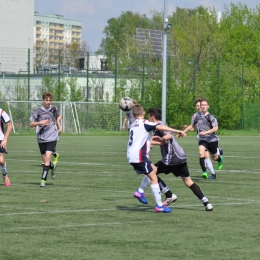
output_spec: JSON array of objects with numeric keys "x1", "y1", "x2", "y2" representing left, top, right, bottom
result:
[
  {"x1": 5, "y1": 157, "x2": 260, "y2": 173},
  {"x1": 1, "y1": 200, "x2": 260, "y2": 218},
  {"x1": 1, "y1": 220, "x2": 155, "y2": 231}
]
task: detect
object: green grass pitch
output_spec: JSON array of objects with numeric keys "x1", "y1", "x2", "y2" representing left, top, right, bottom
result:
[{"x1": 1, "y1": 135, "x2": 260, "y2": 260}]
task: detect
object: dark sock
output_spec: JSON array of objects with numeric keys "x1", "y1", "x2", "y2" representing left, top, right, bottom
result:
[
  {"x1": 158, "y1": 176, "x2": 172, "y2": 198},
  {"x1": 42, "y1": 165, "x2": 50, "y2": 181},
  {"x1": 189, "y1": 183, "x2": 204, "y2": 200},
  {"x1": 50, "y1": 162, "x2": 54, "y2": 169},
  {"x1": 52, "y1": 152, "x2": 57, "y2": 157},
  {"x1": 199, "y1": 157, "x2": 207, "y2": 172},
  {"x1": 217, "y1": 155, "x2": 222, "y2": 162}
]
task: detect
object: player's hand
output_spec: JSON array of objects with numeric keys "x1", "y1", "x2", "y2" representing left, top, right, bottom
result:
[
  {"x1": 183, "y1": 125, "x2": 188, "y2": 130},
  {"x1": 152, "y1": 136, "x2": 161, "y2": 142},
  {"x1": 41, "y1": 119, "x2": 50, "y2": 126},
  {"x1": 177, "y1": 131, "x2": 186, "y2": 138},
  {"x1": 0, "y1": 140, "x2": 8, "y2": 154},
  {"x1": 199, "y1": 131, "x2": 207, "y2": 136}
]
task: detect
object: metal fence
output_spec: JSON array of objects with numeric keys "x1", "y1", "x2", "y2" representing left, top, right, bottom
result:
[
  {"x1": 1, "y1": 101, "x2": 122, "y2": 134},
  {"x1": 1, "y1": 47, "x2": 259, "y2": 130}
]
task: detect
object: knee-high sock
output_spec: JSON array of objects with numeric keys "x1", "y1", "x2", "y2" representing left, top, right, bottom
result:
[
  {"x1": 42, "y1": 165, "x2": 50, "y2": 181},
  {"x1": 1, "y1": 162, "x2": 7, "y2": 176},
  {"x1": 205, "y1": 158, "x2": 215, "y2": 175},
  {"x1": 200, "y1": 157, "x2": 207, "y2": 172},
  {"x1": 138, "y1": 175, "x2": 150, "y2": 193},
  {"x1": 189, "y1": 183, "x2": 209, "y2": 206},
  {"x1": 150, "y1": 183, "x2": 163, "y2": 207},
  {"x1": 158, "y1": 176, "x2": 172, "y2": 198}
]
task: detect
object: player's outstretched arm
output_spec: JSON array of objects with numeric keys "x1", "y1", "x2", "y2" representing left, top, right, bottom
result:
[
  {"x1": 183, "y1": 124, "x2": 194, "y2": 133},
  {"x1": 155, "y1": 125, "x2": 186, "y2": 137}
]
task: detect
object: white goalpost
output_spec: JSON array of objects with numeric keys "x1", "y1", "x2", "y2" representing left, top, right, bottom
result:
[{"x1": 5, "y1": 101, "x2": 122, "y2": 134}]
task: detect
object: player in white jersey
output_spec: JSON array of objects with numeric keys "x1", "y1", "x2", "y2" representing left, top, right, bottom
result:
[
  {"x1": 183, "y1": 98, "x2": 222, "y2": 179},
  {"x1": 29, "y1": 92, "x2": 62, "y2": 187},
  {"x1": 192, "y1": 98, "x2": 223, "y2": 179},
  {"x1": 135, "y1": 108, "x2": 213, "y2": 211},
  {"x1": 0, "y1": 108, "x2": 13, "y2": 186},
  {"x1": 127, "y1": 104, "x2": 186, "y2": 213}
]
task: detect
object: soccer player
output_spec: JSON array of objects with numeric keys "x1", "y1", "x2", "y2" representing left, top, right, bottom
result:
[
  {"x1": 29, "y1": 91, "x2": 62, "y2": 187},
  {"x1": 135, "y1": 107, "x2": 213, "y2": 211},
  {"x1": 192, "y1": 98, "x2": 223, "y2": 179},
  {"x1": 122, "y1": 100, "x2": 137, "y2": 132},
  {"x1": 183, "y1": 98, "x2": 223, "y2": 179},
  {"x1": 0, "y1": 107, "x2": 13, "y2": 186},
  {"x1": 127, "y1": 104, "x2": 186, "y2": 213}
]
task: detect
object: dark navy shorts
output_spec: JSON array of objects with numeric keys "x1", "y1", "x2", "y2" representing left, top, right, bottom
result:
[
  {"x1": 130, "y1": 161, "x2": 153, "y2": 175},
  {"x1": 38, "y1": 141, "x2": 57, "y2": 155}
]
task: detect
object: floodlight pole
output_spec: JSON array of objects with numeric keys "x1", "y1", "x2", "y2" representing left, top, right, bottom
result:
[{"x1": 162, "y1": 0, "x2": 168, "y2": 123}]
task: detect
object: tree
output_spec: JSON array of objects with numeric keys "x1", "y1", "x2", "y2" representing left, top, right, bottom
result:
[{"x1": 34, "y1": 39, "x2": 49, "y2": 73}]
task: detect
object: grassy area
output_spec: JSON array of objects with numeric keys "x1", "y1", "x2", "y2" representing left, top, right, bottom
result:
[{"x1": 1, "y1": 135, "x2": 260, "y2": 259}]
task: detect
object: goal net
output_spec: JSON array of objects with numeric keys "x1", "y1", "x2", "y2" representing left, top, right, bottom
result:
[{"x1": 2, "y1": 101, "x2": 123, "y2": 134}]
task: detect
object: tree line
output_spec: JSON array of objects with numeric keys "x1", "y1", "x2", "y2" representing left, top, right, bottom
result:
[{"x1": 97, "y1": 3, "x2": 260, "y2": 130}]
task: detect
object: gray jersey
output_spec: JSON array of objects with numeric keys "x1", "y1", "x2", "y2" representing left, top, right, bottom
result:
[
  {"x1": 29, "y1": 106, "x2": 60, "y2": 143},
  {"x1": 126, "y1": 110, "x2": 135, "y2": 129},
  {"x1": 192, "y1": 113, "x2": 219, "y2": 142},
  {"x1": 153, "y1": 122, "x2": 187, "y2": 165}
]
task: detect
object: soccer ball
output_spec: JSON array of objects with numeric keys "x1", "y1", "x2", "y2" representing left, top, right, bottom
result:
[{"x1": 119, "y1": 97, "x2": 133, "y2": 112}]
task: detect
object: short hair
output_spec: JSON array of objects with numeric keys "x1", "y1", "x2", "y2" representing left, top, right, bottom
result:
[
  {"x1": 194, "y1": 97, "x2": 202, "y2": 105},
  {"x1": 147, "y1": 108, "x2": 161, "y2": 120},
  {"x1": 133, "y1": 100, "x2": 138, "y2": 105},
  {"x1": 43, "y1": 91, "x2": 53, "y2": 100},
  {"x1": 132, "y1": 104, "x2": 144, "y2": 118},
  {"x1": 200, "y1": 98, "x2": 209, "y2": 105}
]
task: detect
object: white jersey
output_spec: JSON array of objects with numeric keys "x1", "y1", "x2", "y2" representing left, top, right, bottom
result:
[
  {"x1": 0, "y1": 108, "x2": 11, "y2": 141},
  {"x1": 127, "y1": 119, "x2": 157, "y2": 163}
]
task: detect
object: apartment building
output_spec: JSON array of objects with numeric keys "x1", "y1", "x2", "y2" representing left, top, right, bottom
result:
[
  {"x1": 34, "y1": 12, "x2": 82, "y2": 65},
  {"x1": 0, "y1": 0, "x2": 34, "y2": 73}
]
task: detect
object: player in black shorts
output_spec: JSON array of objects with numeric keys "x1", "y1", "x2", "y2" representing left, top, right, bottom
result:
[
  {"x1": 136, "y1": 108, "x2": 213, "y2": 211},
  {"x1": 29, "y1": 92, "x2": 62, "y2": 187}
]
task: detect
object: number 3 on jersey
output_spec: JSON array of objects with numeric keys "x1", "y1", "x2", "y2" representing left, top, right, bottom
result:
[{"x1": 128, "y1": 130, "x2": 133, "y2": 146}]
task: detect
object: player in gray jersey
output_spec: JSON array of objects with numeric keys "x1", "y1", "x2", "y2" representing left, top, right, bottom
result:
[
  {"x1": 122, "y1": 100, "x2": 137, "y2": 132},
  {"x1": 183, "y1": 98, "x2": 223, "y2": 179},
  {"x1": 29, "y1": 92, "x2": 62, "y2": 187},
  {"x1": 135, "y1": 108, "x2": 213, "y2": 211},
  {"x1": 192, "y1": 98, "x2": 223, "y2": 179}
]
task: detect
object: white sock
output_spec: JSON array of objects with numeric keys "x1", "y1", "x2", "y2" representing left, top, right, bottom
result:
[
  {"x1": 150, "y1": 183, "x2": 163, "y2": 207},
  {"x1": 217, "y1": 148, "x2": 220, "y2": 155},
  {"x1": 138, "y1": 175, "x2": 150, "y2": 193},
  {"x1": 1, "y1": 163, "x2": 7, "y2": 176},
  {"x1": 205, "y1": 158, "x2": 215, "y2": 175},
  {"x1": 201, "y1": 196, "x2": 209, "y2": 204}
]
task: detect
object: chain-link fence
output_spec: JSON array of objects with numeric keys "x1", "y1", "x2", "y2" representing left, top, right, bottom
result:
[
  {"x1": 1, "y1": 101, "x2": 122, "y2": 134},
  {"x1": 1, "y1": 47, "x2": 260, "y2": 130}
]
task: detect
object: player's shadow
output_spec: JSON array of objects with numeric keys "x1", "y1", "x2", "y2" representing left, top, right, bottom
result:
[
  {"x1": 117, "y1": 205, "x2": 203, "y2": 212},
  {"x1": 25, "y1": 182, "x2": 54, "y2": 186},
  {"x1": 116, "y1": 205, "x2": 157, "y2": 212}
]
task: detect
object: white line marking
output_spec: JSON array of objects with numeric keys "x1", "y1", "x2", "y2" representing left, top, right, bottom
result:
[
  {"x1": 1, "y1": 201, "x2": 260, "y2": 217},
  {"x1": 0, "y1": 220, "x2": 155, "y2": 231}
]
